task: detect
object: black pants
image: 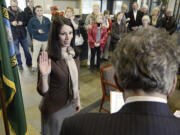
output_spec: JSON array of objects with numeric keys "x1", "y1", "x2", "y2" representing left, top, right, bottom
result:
[
  {"x1": 90, "y1": 47, "x2": 101, "y2": 70},
  {"x1": 110, "y1": 41, "x2": 118, "y2": 51}
]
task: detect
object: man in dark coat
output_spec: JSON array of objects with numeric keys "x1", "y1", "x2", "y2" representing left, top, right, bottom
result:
[
  {"x1": 160, "y1": 9, "x2": 177, "y2": 35},
  {"x1": 24, "y1": 0, "x2": 35, "y2": 25},
  {"x1": 24, "y1": 0, "x2": 35, "y2": 52},
  {"x1": 8, "y1": 0, "x2": 32, "y2": 70},
  {"x1": 60, "y1": 28, "x2": 180, "y2": 135},
  {"x1": 127, "y1": 2, "x2": 143, "y2": 31}
]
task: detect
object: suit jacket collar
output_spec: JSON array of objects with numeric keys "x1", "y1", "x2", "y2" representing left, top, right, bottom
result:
[
  {"x1": 129, "y1": 10, "x2": 142, "y2": 20},
  {"x1": 118, "y1": 102, "x2": 174, "y2": 117}
]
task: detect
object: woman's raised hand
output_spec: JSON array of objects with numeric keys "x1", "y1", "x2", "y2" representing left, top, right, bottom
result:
[{"x1": 39, "y1": 51, "x2": 51, "y2": 76}]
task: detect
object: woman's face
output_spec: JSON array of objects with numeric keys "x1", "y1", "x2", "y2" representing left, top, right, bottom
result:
[
  {"x1": 28, "y1": 0, "x2": 34, "y2": 7},
  {"x1": 65, "y1": 9, "x2": 73, "y2": 18},
  {"x1": 93, "y1": 6, "x2": 99, "y2": 15},
  {"x1": 117, "y1": 13, "x2": 124, "y2": 21},
  {"x1": 104, "y1": 13, "x2": 109, "y2": 19},
  {"x1": 59, "y1": 24, "x2": 73, "y2": 47},
  {"x1": 142, "y1": 19, "x2": 149, "y2": 26},
  {"x1": 96, "y1": 15, "x2": 103, "y2": 23},
  {"x1": 121, "y1": 7, "x2": 127, "y2": 13},
  {"x1": 153, "y1": 10, "x2": 159, "y2": 16}
]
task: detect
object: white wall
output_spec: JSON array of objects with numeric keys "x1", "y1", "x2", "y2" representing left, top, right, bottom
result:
[
  {"x1": 168, "y1": 0, "x2": 176, "y2": 12},
  {"x1": 53, "y1": 1, "x2": 79, "y2": 13},
  {"x1": 6, "y1": 0, "x2": 26, "y2": 10},
  {"x1": 34, "y1": 0, "x2": 53, "y2": 14},
  {"x1": 101, "y1": 0, "x2": 107, "y2": 12},
  {"x1": 33, "y1": 0, "x2": 80, "y2": 14},
  {"x1": 113, "y1": 1, "x2": 123, "y2": 14},
  {"x1": 81, "y1": 0, "x2": 100, "y2": 14}
]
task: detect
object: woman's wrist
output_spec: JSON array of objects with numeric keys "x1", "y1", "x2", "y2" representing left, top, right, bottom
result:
[{"x1": 40, "y1": 73, "x2": 49, "y2": 79}]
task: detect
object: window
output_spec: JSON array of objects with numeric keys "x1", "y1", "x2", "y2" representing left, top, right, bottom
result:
[
  {"x1": 6, "y1": 0, "x2": 26, "y2": 10},
  {"x1": 113, "y1": 1, "x2": 130, "y2": 14},
  {"x1": 81, "y1": 0, "x2": 101, "y2": 14}
]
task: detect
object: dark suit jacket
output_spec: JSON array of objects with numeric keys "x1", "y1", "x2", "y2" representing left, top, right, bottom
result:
[
  {"x1": 161, "y1": 16, "x2": 177, "y2": 35},
  {"x1": 60, "y1": 102, "x2": 180, "y2": 135},
  {"x1": 24, "y1": 6, "x2": 35, "y2": 26},
  {"x1": 127, "y1": 10, "x2": 143, "y2": 30},
  {"x1": 37, "y1": 57, "x2": 80, "y2": 115}
]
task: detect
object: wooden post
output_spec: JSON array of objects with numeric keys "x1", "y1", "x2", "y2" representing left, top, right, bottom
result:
[{"x1": 0, "y1": 86, "x2": 10, "y2": 135}]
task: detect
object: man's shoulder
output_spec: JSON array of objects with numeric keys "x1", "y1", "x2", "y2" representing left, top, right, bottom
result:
[
  {"x1": 61, "y1": 106, "x2": 180, "y2": 135},
  {"x1": 138, "y1": 10, "x2": 143, "y2": 15},
  {"x1": 24, "y1": 6, "x2": 29, "y2": 11},
  {"x1": 128, "y1": 10, "x2": 133, "y2": 15},
  {"x1": 43, "y1": 16, "x2": 50, "y2": 22},
  {"x1": 29, "y1": 16, "x2": 37, "y2": 22},
  {"x1": 61, "y1": 113, "x2": 112, "y2": 135}
]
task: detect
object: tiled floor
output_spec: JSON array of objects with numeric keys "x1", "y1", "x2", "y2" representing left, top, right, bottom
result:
[{"x1": 0, "y1": 58, "x2": 110, "y2": 135}]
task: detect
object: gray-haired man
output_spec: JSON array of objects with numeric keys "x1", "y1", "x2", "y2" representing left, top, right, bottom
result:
[{"x1": 60, "y1": 28, "x2": 180, "y2": 135}]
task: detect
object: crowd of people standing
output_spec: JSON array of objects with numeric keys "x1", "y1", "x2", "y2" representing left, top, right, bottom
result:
[
  {"x1": 8, "y1": 0, "x2": 178, "y2": 72},
  {"x1": 7, "y1": 0, "x2": 180, "y2": 135}
]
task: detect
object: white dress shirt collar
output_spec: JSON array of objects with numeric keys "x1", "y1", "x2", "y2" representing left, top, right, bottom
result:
[
  {"x1": 125, "y1": 96, "x2": 167, "y2": 104},
  {"x1": 133, "y1": 10, "x2": 137, "y2": 20}
]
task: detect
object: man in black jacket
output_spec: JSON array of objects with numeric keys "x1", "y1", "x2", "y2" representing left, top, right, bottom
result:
[
  {"x1": 127, "y1": 2, "x2": 143, "y2": 31},
  {"x1": 24, "y1": 0, "x2": 35, "y2": 52},
  {"x1": 161, "y1": 9, "x2": 177, "y2": 35},
  {"x1": 60, "y1": 28, "x2": 180, "y2": 135},
  {"x1": 8, "y1": 0, "x2": 32, "y2": 70},
  {"x1": 24, "y1": 0, "x2": 35, "y2": 25}
]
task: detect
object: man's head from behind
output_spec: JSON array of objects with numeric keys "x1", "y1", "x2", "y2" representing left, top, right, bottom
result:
[{"x1": 112, "y1": 28, "x2": 180, "y2": 99}]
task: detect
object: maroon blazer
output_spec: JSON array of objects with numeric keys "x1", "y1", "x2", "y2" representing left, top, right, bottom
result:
[{"x1": 88, "y1": 22, "x2": 108, "y2": 51}]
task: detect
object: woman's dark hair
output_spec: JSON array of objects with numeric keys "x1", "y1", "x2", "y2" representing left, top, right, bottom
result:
[
  {"x1": 47, "y1": 15, "x2": 78, "y2": 60},
  {"x1": 115, "y1": 12, "x2": 125, "y2": 23}
]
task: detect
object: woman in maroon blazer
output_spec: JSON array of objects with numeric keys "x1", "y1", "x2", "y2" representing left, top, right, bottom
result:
[
  {"x1": 88, "y1": 13, "x2": 107, "y2": 72},
  {"x1": 37, "y1": 14, "x2": 80, "y2": 135}
]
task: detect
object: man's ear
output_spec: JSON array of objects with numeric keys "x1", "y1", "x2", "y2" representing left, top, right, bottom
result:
[
  {"x1": 168, "y1": 76, "x2": 177, "y2": 98},
  {"x1": 114, "y1": 74, "x2": 124, "y2": 92}
]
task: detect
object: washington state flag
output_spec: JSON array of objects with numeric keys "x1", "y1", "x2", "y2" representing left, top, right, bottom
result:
[{"x1": 0, "y1": 0, "x2": 28, "y2": 134}]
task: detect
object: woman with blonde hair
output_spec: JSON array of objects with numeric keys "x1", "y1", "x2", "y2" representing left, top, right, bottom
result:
[
  {"x1": 139, "y1": 15, "x2": 153, "y2": 29},
  {"x1": 121, "y1": 3, "x2": 128, "y2": 17},
  {"x1": 150, "y1": 7, "x2": 161, "y2": 27}
]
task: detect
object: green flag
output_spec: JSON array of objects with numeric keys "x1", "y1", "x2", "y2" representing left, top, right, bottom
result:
[{"x1": 0, "y1": 0, "x2": 28, "y2": 135}]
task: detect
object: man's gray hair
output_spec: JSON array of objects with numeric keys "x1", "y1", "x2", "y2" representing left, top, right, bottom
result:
[{"x1": 112, "y1": 27, "x2": 180, "y2": 95}]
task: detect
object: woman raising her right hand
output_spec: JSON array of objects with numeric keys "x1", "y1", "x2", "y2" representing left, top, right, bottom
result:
[{"x1": 37, "y1": 15, "x2": 80, "y2": 135}]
